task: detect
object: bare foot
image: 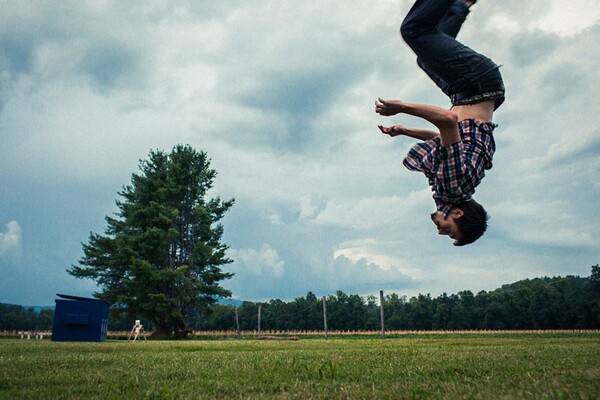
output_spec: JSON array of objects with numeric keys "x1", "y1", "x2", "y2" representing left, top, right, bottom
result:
[{"x1": 462, "y1": 0, "x2": 476, "y2": 8}]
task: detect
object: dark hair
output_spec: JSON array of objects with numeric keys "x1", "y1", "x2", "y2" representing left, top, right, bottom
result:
[{"x1": 453, "y1": 199, "x2": 489, "y2": 246}]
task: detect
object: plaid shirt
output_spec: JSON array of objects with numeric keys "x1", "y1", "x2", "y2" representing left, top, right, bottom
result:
[{"x1": 403, "y1": 119, "x2": 496, "y2": 218}]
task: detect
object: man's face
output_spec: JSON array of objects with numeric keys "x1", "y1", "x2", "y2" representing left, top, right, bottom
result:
[{"x1": 430, "y1": 210, "x2": 463, "y2": 240}]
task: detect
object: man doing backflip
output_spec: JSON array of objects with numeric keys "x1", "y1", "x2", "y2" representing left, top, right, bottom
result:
[{"x1": 376, "y1": 0, "x2": 505, "y2": 246}]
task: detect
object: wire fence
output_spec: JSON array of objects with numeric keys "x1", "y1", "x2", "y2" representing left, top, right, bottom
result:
[{"x1": 3, "y1": 329, "x2": 600, "y2": 341}]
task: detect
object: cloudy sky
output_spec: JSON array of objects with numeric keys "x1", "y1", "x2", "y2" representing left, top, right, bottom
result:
[{"x1": 1, "y1": 0, "x2": 599, "y2": 307}]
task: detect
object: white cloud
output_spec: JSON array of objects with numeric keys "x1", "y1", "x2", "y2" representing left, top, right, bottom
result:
[
  {"x1": 532, "y1": 0, "x2": 600, "y2": 36},
  {"x1": 0, "y1": 221, "x2": 22, "y2": 256},
  {"x1": 313, "y1": 190, "x2": 432, "y2": 230},
  {"x1": 326, "y1": 253, "x2": 416, "y2": 294},
  {"x1": 298, "y1": 196, "x2": 319, "y2": 220},
  {"x1": 333, "y1": 238, "x2": 425, "y2": 280},
  {"x1": 515, "y1": 229, "x2": 594, "y2": 248},
  {"x1": 229, "y1": 244, "x2": 285, "y2": 278},
  {"x1": 489, "y1": 191, "x2": 597, "y2": 249}
]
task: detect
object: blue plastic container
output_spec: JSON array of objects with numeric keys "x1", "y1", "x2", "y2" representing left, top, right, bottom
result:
[{"x1": 52, "y1": 294, "x2": 109, "y2": 342}]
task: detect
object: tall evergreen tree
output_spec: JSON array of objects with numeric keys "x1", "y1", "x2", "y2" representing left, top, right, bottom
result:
[{"x1": 69, "y1": 145, "x2": 234, "y2": 335}]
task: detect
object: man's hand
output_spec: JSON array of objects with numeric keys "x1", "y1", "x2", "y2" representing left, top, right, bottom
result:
[
  {"x1": 375, "y1": 97, "x2": 459, "y2": 146},
  {"x1": 375, "y1": 98, "x2": 406, "y2": 116},
  {"x1": 378, "y1": 124, "x2": 408, "y2": 137}
]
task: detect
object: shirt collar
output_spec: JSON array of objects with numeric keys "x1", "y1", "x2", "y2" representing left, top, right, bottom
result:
[{"x1": 436, "y1": 201, "x2": 453, "y2": 219}]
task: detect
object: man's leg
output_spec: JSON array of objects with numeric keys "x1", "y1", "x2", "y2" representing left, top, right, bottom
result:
[
  {"x1": 400, "y1": 0, "x2": 499, "y2": 98},
  {"x1": 437, "y1": 0, "x2": 471, "y2": 39},
  {"x1": 400, "y1": 0, "x2": 456, "y2": 40},
  {"x1": 415, "y1": 1, "x2": 471, "y2": 97}
]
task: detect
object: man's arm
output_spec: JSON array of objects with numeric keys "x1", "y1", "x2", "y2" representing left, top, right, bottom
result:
[
  {"x1": 375, "y1": 98, "x2": 460, "y2": 147},
  {"x1": 378, "y1": 124, "x2": 439, "y2": 140}
]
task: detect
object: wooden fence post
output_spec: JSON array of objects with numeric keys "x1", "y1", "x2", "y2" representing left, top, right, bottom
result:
[
  {"x1": 258, "y1": 305, "x2": 262, "y2": 337},
  {"x1": 380, "y1": 290, "x2": 385, "y2": 339},
  {"x1": 322, "y1": 296, "x2": 328, "y2": 340}
]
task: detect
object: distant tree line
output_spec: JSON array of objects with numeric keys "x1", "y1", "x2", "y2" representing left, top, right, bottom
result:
[
  {"x1": 0, "y1": 305, "x2": 54, "y2": 331},
  {"x1": 192, "y1": 265, "x2": 600, "y2": 332},
  {"x1": 1, "y1": 265, "x2": 598, "y2": 332}
]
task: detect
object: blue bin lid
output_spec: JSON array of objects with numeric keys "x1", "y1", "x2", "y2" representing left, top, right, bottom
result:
[{"x1": 56, "y1": 294, "x2": 110, "y2": 304}]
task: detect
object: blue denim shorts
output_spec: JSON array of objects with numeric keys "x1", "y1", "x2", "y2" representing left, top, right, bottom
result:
[{"x1": 450, "y1": 66, "x2": 505, "y2": 110}]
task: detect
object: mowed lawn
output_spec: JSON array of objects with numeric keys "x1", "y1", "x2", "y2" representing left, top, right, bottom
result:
[{"x1": 1, "y1": 334, "x2": 599, "y2": 399}]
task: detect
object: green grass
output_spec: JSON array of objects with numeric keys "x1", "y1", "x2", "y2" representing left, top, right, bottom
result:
[{"x1": 1, "y1": 334, "x2": 599, "y2": 399}]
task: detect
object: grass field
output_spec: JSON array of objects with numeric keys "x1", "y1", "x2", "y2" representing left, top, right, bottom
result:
[{"x1": 1, "y1": 334, "x2": 599, "y2": 399}]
